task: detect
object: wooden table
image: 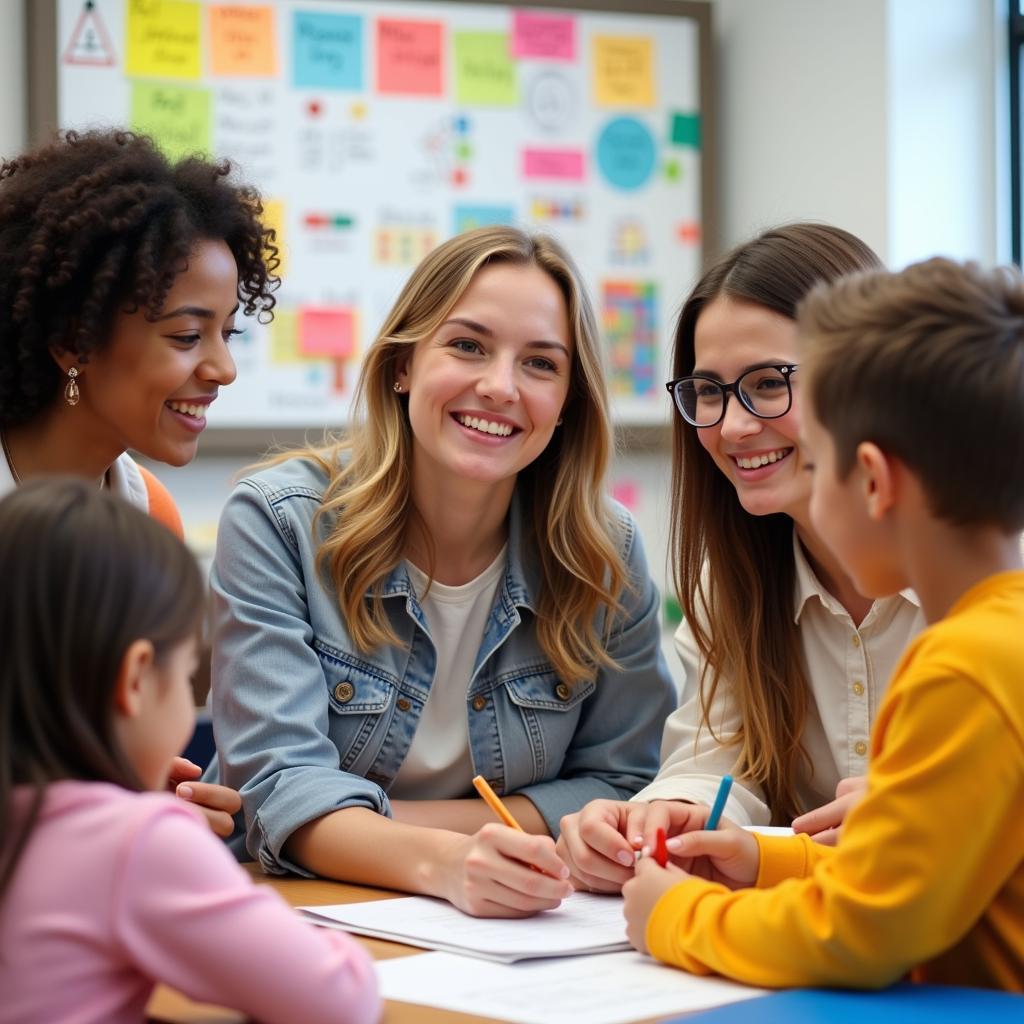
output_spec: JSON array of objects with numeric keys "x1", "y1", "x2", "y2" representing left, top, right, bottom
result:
[{"x1": 146, "y1": 864, "x2": 516, "y2": 1024}]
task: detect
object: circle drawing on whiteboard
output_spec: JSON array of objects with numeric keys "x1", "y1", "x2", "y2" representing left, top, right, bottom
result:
[
  {"x1": 527, "y1": 71, "x2": 576, "y2": 134},
  {"x1": 596, "y1": 117, "x2": 656, "y2": 191}
]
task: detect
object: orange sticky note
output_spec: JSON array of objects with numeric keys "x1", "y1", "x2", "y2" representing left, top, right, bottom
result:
[
  {"x1": 209, "y1": 5, "x2": 277, "y2": 77},
  {"x1": 298, "y1": 307, "x2": 356, "y2": 358},
  {"x1": 376, "y1": 19, "x2": 443, "y2": 96}
]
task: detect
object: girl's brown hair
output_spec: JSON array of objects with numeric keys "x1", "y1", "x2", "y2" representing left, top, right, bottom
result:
[
  {"x1": 271, "y1": 225, "x2": 626, "y2": 685},
  {"x1": 670, "y1": 223, "x2": 881, "y2": 823},
  {"x1": 0, "y1": 479, "x2": 204, "y2": 901}
]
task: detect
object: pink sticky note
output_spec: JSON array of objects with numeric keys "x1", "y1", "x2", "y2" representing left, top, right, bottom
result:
[
  {"x1": 376, "y1": 19, "x2": 443, "y2": 96},
  {"x1": 511, "y1": 10, "x2": 575, "y2": 60},
  {"x1": 612, "y1": 482, "x2": 639, "y2": 511},
  {"x1": 298, "y1": 307, "x2": 355, "y2": 358},
  {"x1": 522, "y1": 147, "x2": 584, "y2": 181}
]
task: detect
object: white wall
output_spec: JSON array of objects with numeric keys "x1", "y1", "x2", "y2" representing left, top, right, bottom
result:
[{"x1": 0, "y1": 0, "x2": 24, "y2": 158}]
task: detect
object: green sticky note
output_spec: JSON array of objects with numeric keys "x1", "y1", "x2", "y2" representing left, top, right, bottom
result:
[
  {"x1": 455, "y1": 32, "x2": 518, "y2": 106},
  {"x1": 670, "y1": 112, "x2": 701, "y2": 149},
  {"x1": 664, "y1": 159, "x2": 681, "y2": 182},
  {"x1": 131, "y1": 82, "x2": 211, "y2": 161}
]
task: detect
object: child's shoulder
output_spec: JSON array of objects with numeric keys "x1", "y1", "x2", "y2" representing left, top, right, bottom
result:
[{"x1": 38, "y1": 780, "x2": 202, "y2": 835}]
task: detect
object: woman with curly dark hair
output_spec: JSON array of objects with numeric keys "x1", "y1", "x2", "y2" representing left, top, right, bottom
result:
[
  {"x1": 0, "y1": 128, "x2": 279, "y2": 836},
  {"x1": 0, "y1": 128, "x2": 278, "y2": 532}
]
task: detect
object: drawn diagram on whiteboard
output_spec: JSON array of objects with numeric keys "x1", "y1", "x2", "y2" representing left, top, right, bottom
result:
[
  {"x1": 63, "y1": 0, "x2": 116, "y2": 67},
  {"x1": 526, "y1": 70, "x2": 577, "y2": 133}
]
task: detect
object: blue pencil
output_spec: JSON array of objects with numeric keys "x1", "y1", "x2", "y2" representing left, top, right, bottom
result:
[{"x1": 705, "y1": 774, "x2": 733, "y2": 830}]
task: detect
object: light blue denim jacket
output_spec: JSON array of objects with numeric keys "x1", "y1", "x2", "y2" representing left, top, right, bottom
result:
[{"x1": 208, "y1": 456, "x2": 675, "y2": 875}]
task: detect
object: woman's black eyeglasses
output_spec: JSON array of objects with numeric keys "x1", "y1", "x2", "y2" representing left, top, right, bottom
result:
[{"x1": 665, "y1": 364, "x2": 798, "y2": 428}]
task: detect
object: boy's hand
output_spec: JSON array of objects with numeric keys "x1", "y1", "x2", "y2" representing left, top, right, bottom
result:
[
  {"x1": 663, "y1": 819, "x2": 760, "y2": 889},
  {"x1": 168, "y1": 756, "x2": 242, "y2": 838},
  {"x1": 792, "y1": 775, "x2": 867, "y2": 845},
  {"x1": 622, "y1": 857, "x2": 690, "y2": 953}
]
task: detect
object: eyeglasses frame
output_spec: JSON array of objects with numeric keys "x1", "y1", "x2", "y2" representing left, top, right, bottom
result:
[{"x1": 665, "y1": 363, "x2": 799, "y2": 428}]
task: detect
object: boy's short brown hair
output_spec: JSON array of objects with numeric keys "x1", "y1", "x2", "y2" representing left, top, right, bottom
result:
[{"x1": 799, "y1": 256, "x2": 1024, "y2": 531}]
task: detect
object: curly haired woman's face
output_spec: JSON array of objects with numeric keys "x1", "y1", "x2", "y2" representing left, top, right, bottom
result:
[{"x1": 70, "y1": 239, "x2": 239, "y2": 467}]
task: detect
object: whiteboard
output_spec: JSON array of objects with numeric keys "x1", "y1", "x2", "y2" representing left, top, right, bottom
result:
[{"x1": 38, "y1": 0, "x2": 712, "y2": 429}]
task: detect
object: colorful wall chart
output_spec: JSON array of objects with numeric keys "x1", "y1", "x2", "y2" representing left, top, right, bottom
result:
[{"x1": 54, "y1": 0, "x2": 706, "y2": 427}]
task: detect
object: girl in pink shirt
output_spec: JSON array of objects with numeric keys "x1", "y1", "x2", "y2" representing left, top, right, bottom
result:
[{"x1": 0, "y1": 479, "x2": 380, "y2": 1024}]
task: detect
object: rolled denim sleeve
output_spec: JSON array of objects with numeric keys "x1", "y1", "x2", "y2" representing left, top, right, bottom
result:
[
  {"x1": 209, "y1": 477, "x2": 391, "y2": 876},
  {"x1": 518, "y1": 511, "x2": 677, "y2": 833}
]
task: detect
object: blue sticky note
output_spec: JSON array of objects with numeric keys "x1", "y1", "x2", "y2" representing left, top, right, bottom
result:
[
  {"x1": 454, "y1": 204, "x2": 515, "y2": 234},
  {"x1": 293, "y1": 11, "x2": 363, "y2": 91},
  {"x1": 596, "y1": 116, "x2": 656, "y2": 191}
]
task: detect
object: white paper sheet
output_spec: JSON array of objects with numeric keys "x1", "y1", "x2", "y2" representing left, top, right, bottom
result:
[
  {"x1": 743, "y1": 825, "x2": 796, "y2": 836},
  {"x1": 300, "y1": 892, "x2": 631, "y2": 963},
  {"x1": 375, "y1": 950, "x2": 768, "y2": 1024}
]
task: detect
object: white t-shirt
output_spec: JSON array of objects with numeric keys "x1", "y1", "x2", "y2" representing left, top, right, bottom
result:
[
  {"x1": 633, "y1": 528, "x2": 926, "y2": 825},
  {"x1": 388, "y1": 546, "x2": 508, "y2": 800}
]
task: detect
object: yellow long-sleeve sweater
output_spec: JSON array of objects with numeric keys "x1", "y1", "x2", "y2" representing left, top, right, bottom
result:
[{"x1": 647, "y1": 571, "x2": 1024, "y2": 991}]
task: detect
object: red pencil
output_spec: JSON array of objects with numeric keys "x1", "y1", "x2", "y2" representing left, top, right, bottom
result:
[{"x1": 654, "y1": 827, "x2": 668, "y2": 868}]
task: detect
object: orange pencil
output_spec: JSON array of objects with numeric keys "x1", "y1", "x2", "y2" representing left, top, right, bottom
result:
[{"x1": 472, "y1": 774, "x2": 525, "y2": 831}]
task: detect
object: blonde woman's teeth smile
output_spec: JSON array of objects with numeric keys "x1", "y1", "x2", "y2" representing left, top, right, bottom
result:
[
  {"x1": 733, "y1": 447, "x2": 792, "y2": 470},
  {"x1": 454, "y1": 412, "x2": 517, "y2": 438}
]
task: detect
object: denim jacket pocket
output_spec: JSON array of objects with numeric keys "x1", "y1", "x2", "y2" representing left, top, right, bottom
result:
[
  {"x1": 502, "y1": 668, "x2": 596, "y2": 711},
  {"x1": 316, "y1": 641, "x2": 397, "y2": 773}
]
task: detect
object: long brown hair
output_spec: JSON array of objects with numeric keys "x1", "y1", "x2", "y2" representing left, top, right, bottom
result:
[
  {"x1": 0, "y1": 480, "x2": 204, "y2": 901},
  {"x1": 271, "y1": 226, "x2": 626, "y2": 685},
  {"x1": 670, "y1": 223, "x2": 882, "y2": 823}
]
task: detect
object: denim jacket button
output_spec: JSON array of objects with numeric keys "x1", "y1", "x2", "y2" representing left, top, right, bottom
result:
[
  {"x1": 472, "y1": 695, "x2": 487, "y2": 711},
  {"x1": 555, "y1": 682, "x2": 572, "y2": 701},
  {"x1": 396, "y1": 697, "x2": 411, "y2": 712},
  {"x1": 334, "y1": 681, "x2": 355, "y2": 703}
]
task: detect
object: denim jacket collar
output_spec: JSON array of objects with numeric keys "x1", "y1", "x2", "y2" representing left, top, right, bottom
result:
[{"x1": 376, "y1": 489, "x2": 539, "y2": 615}]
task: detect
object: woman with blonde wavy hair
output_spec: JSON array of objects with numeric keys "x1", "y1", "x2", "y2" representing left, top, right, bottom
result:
[
  {"x1": 207, "y1": 225, "x2": 675, "y2": 917},
  {"x1": 557, "y1": 223, "x2": 928, "y2": 892}
]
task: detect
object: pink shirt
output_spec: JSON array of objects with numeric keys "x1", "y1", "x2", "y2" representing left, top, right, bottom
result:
[{"x1": 0, "y1": 781, "x2": 379, "y2": 1024}]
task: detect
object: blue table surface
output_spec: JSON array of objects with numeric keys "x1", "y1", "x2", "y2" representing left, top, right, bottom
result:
[{"x1": 677, "y1": 983, "x2": 1023, "y2": 1022}]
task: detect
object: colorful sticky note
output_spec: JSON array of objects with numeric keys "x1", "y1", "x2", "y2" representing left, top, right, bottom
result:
[
  {"x1": 670, "y1": 112, "x2": 701, "y2": 149},
  {"x1": 293, "y1": 11, "x2": 363, "y2": 90},
  {"x1": 269, "y1": 309, "x2": 315, "y2": 365},
  {"x1": 593, "y1": 36, "x2": 655, "y2": 108},
  {"x1": 597, "y1": 117, "x2": 656, "y2": 191},
  {"x1": 208, "y1": 5, "x2": 276, "y2": 77},
  {"x1": 453, "y1": 204, "x2": 515, "y2": 234},
  {"x1": 131, "y1": 82, "x2": 211, "y2": 160},
  {"x1": 260, "y1": 198, "x2": 286, "y2": 279},
  {"x1": 522, "y1": 147, "x2": 585, "y2": 182},
  {"x1": 298, "y1": 307, "x2": 356, "y2": 358},
  {"x1": 511, "y1": 10, "x2": 575, "y2": 61},
  {"x1": 126, "y1": 0, "x2": 201, "y2": 80},
  {"x1": 454, "y1": 32, "x2": 517, "y2": 106},
  {"x1": 611, "y1": 481, "x2": 639, "y2": 511},
  {"x1": 376, "y1": 19, "x2": 443, "y2": 96}
]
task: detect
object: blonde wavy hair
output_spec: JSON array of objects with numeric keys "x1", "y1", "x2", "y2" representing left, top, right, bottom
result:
[{"x1": 279, "y1": 226, "x2": 627, "y2": 685}]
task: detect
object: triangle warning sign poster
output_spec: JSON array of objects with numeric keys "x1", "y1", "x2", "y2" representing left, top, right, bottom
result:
[{"x1": 63, "y1": 1, "x2": 116, "y2": 67}]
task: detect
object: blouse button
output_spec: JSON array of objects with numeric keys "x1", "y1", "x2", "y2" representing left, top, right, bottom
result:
[
  {"x1": 555, "y1": 682, "x2": 572, "y2": 701},
  {"x1": 851, "y1": 634, "x2": 861, "y2": 648},
  {"x1": 396, "y1": 697, "x2": 411, "y2": 712},
  {"x1": 854, "y1": 741, "x2": 868, "y2": 756},
  {"x1": 852, "y1": 681, "x2": 865, "y2": 696},
  {"x1": 472, "y1": 695, "x2": 487, "y2": 712},
  {"x1": 334, "y1": 681, "x2": 355, "y2": 703}
]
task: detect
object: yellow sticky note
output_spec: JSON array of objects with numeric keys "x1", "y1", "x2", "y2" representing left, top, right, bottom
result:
[
  {"x1": 209, "y1": 5, "x2": 277, "y2": 77},
  {"x1": 593, "y1": 36, "x2": 655, "y2": 108},
  {"x1": 131, "y1": 82, "x2": 211, "y2": 161},
  {"x1": 261, "y1": 198, "x2": 286, "y2": 280},
  {"x1": 269, "y1": 309, "x2": 313, "y2": 365},
  {"x1": 126, "y1": 0, "x2": 202, "y2": 80}
]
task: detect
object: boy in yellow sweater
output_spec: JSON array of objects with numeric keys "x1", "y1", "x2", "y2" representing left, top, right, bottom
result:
[{"x1": 623, "y1": 256, "x2": 1024, "y2": 991}]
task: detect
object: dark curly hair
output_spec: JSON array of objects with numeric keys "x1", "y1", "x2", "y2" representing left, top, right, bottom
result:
[{"x1": 0, "y1": 129, "x2": 279, "y2": 428}]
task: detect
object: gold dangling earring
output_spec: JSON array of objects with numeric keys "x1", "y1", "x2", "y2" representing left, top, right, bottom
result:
[{"x1": 64, "y1": 367, "x2": 80, "y2": 406}]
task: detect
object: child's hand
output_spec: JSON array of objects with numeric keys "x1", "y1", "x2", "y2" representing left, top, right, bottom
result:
[
  {"x1": 439, "y1": 823, "x2": 574, "y2": 917},
  {"x1": 168, "y1": 756, "x2": 242, "y2": 838},
  {"x1": 622, "y1": 857, "x2": 690, "y2": 953},
  {"x1": 663, "y1": 819, "x2": 760, "y2": 890},
  {"x1": 792, "y1": 775, "x2": 866, "y2": 845},
  {"x1": 557, "y1": 799, "x2": 708, "y2": 893}
]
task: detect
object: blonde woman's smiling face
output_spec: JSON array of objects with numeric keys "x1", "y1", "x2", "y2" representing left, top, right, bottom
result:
[
  {"x1": 397, "y1": 261, "x2": 572, "y2": 498},
  {"x1": 692, "y1": 295, "x2": 808, "y2": 521}
]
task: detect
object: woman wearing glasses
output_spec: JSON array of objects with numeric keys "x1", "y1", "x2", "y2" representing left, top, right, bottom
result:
[{"x1": 557, "y1": 223, "x2": 927, "y2": 891}]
